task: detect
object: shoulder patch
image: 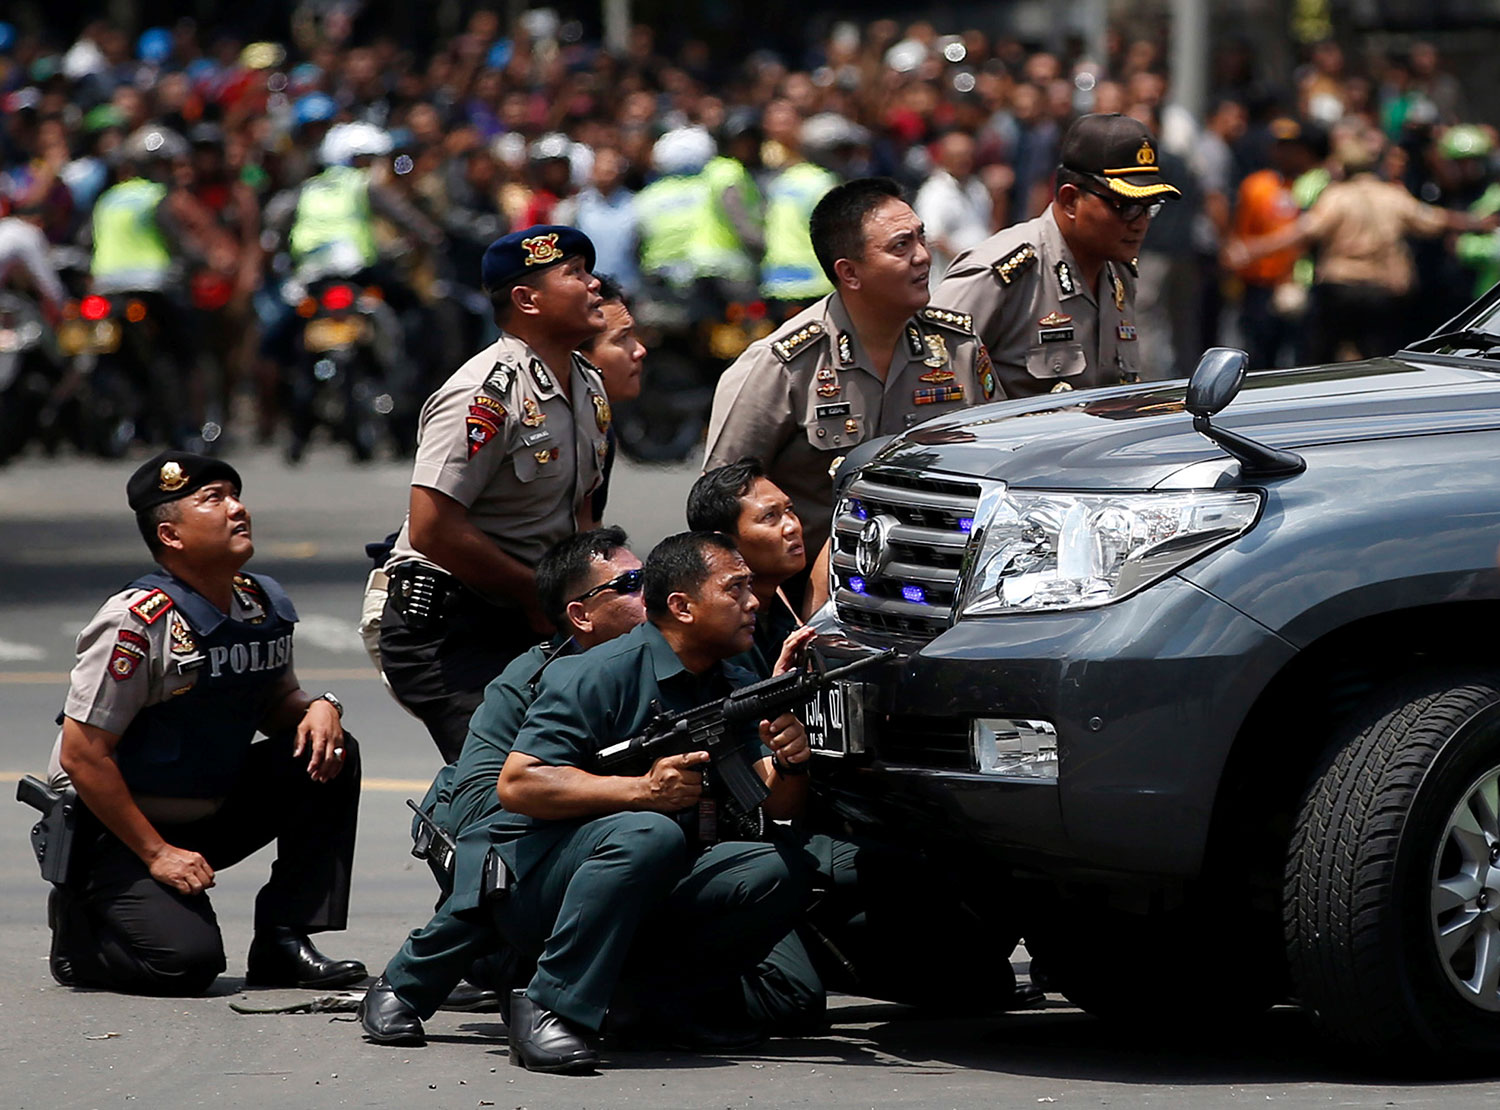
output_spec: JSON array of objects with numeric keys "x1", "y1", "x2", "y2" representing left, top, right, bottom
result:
[
  {"x1": 771, "y1": 321, "x2": 824, "y2": 364},
  {"x1": 919, "y1": 306, "x2": 975, "y2": 333},
  {"x1": 482, "y1": 361, "x2": 516, "y2": 398},
  {"x1": 993, "y1": 243, "x2": 1037, "y2": 285},
  {"x1": 108, "y1": 640, "x2": 145, "y2": 681},
  {"x1": 128, "y1": 589, "x2": 173, "y2": 625}
]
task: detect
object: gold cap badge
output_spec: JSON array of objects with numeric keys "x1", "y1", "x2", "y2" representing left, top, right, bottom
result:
[
  {"x1": 158, "y1": 461, "x2": 188, "y2": 492},
  {"x1": 521, "y1": 232, "x2": 563, "y2": 267}
]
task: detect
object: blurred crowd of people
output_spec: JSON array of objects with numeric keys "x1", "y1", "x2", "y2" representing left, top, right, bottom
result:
[{"x1": 1, "y1": 10, "x2": 1498, "y2": 450}]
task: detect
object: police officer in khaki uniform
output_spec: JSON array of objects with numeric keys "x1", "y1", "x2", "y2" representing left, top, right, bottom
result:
[
  {"x1": 47, "y1": 450, "x2": 364, "y2": 996},
  {"x1": 935, "y1": 113, "x2": 1182, "y2": 399},
  {"x1": 705, "y1": 177, "x2": 993, "y2": 566},
  {"x1": 379, "y1": 225, "x2": 612, "y2": 761}
]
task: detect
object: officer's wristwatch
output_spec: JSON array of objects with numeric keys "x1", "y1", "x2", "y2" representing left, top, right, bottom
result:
[{"x1": 314, "y1": 691, "x2": 344, "y2": 719}]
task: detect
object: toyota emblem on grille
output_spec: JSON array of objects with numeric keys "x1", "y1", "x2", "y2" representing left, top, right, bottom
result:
[{"x1": 856, "y1": 516, "x2": 891, "y2": 578}]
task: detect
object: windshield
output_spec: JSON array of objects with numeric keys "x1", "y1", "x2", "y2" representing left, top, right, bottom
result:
[{"x1": 1408, "y1": 286, "x2": 1500, "y2": 355}]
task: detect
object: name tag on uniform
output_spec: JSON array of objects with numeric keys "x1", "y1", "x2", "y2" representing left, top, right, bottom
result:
[
  {"x1": 521, "y1": 429, "x2": 552, "y2": 447},
  {"x1": 815, "y1": 402, "x2": 852, "y2": 419},
  {"x1": 1039, "y1": 327, "x2": 1075, "y2": 343}
]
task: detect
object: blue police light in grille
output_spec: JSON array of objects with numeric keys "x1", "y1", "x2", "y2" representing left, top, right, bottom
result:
[
  {"x1": 850, "y1": 499, "x2": 869, "y2": 521},
  {"x1": 848, "y1": 576, "x2": 867, "y2": 594},
  {"x1": 902, "y1": 583, "x2": 927, "y2": 604},
  {"x1": 958, "y1": 517, "x2": 974, "y2": 532}
]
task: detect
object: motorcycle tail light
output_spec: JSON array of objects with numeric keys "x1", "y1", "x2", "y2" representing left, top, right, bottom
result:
[
  {"x1": 747, "y1": 300, "x2": 767, "y2": 319},
  {"x1": 125, "y1": 300, "x2": 147, "y2": 323},
  {"x1": 80, "y1": 295, "x2": 110, "y2": 321},
  {"x1": 321, "y1": 285, "x2": 356, "y2": 311},
  {"x1": 297, "y1": 297, "x2": 318, "y2": 318}
]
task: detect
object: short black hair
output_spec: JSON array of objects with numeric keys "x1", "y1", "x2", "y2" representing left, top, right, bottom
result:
[
  {"x1": 644, "y1": 531, "x2": 740, "y2": 620},
  {"x1": 136, "y1": 501, "x2": 179, "y2": 557},
  {"x1": 686, "y1": 457, "x2": 765, "y2": 535},
  {"x1": 809, "y1": 176, "x2": 904, "y2": 285},
  {"x1": 535, "y1": 525, "x2": 630, "y2": 628}
]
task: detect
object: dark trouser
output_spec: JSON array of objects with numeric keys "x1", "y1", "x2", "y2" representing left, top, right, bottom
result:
[
  {"x1": 1308, "y1": 282, "x2": 1404, "y2": 364},
  {"x1": 493, "y1": 813, "x2": 811, "y2": 1032},
  {"x1": 55, "y1": 732, "x2": 361, "y2": 997},
  {"x1": 378, "y1": 585, "x2": 540, "y2": 762},
  {"x1": 383, "y1": 893, "x2": 503, "y2": 1019}
]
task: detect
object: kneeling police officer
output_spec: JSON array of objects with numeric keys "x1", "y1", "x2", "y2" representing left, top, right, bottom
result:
[{"x1": 42, "y1": 451, "x2": 365, "y2": 996}]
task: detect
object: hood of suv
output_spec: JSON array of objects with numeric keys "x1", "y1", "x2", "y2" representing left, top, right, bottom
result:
[{"x1": 878, "y1": 356, "x2": 1500, "y2": 489}]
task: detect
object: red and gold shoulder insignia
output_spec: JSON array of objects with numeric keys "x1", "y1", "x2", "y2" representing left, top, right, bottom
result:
[
  {"x1": 108, "y1": 637, "x2": 146, "y2": 681},
  {"x1": 128, "y1": 589, "x2": 173, "y2": 625}
]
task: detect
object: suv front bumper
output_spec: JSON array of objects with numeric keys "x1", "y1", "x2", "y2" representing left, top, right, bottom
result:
[{"x1": 815, "y1": 575, "x2": 1297, "y2": 881}]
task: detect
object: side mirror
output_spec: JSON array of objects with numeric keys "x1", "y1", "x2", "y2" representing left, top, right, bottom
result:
[{"x1": 1185, "y1": 347, "x2": 1249, "y2": 419}]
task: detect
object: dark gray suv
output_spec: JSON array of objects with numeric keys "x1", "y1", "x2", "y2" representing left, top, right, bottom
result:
[{"x1": 805, "y1": 289, "x2": 1500, "y2": 1058}]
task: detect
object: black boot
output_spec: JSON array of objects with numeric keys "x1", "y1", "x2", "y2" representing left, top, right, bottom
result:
[
  {"x1": 507, "y1": 989, "x2": 598, "y2": 1074},
  {"x1": 47, "y1": 886, "x2": 78, "y2": 987},
  {"x1": 359, "y1": 976, "x2": 426, "y2": 1045},
  {"x1": 244, "y1": 926, "x2": 366, "y2": 989}
]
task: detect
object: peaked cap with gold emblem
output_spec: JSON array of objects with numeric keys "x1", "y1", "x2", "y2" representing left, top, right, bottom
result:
[
  {"x1": 1060, "y1": 113, "x2": 1181, "y2": 201},
  {"x1": 126, "y1": 450, "x2": 243, "y2": 513}
]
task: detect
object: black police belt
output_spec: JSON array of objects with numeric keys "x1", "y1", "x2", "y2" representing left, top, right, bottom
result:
[{"x1": 387, "y1": 561, "x2": 511, "y2": 630}]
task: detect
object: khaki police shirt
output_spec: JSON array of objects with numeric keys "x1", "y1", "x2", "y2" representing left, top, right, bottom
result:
[
  {"x1": 49, "y1": 578, "x2": 298, "y2": 812},
  {"x1": 934, "y1": 204, "x2": 1142, "y2": 399},
  {"x1": 387, "y1": 333, "x2": 611, "y2": 573},
  {"x1": 704, "y1": 292, "x2": 994, "y2": 555}
]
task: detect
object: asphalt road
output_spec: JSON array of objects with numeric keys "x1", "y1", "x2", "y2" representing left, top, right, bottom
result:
[{"x1": 4, "y1": 445, "x2": 1500, "y2": 1108}]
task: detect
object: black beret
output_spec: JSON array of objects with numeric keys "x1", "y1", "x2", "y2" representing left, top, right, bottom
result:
[
  {"x1": 127, "y1": 450, "x2": 242, "y2": 513},
  {"x1": 1060, "y1": 113, "x2": 1182, "y2": 201},
  {"x1": 481, "y1": 224, "x2": 596, "y2": 292}
]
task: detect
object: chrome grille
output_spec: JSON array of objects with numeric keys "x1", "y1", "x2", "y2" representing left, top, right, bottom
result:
[{"x1": 831, "y1": 467, "x2": 980, "y2": 642}]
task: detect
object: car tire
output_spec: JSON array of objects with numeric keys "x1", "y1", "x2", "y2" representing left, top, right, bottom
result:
[{"x1": 1285, "y1": 669, "x2": 1500, "y2": 1058}]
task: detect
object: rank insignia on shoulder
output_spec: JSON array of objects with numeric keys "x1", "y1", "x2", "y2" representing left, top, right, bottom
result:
[
  {"x1": 521, "y1": 397, "x2": 546, "y2": 427},
  {"x1": 1055, "y1": 260, "x2": 1077, "y2": 296},
  {"x1": 528, "y1": 358, "x2": 555, "y2": 393},
  {"x1": 128, "y1": 589, "x2": 173, "y2": 625},
  {"x1": 1117, "y1": 322, "x2": 1138, "y2": 341},
  {"x1": 771, "y1": 321, "x2": 823, "y2": 363},
  {"x1": 919, "y1": 306, "x2": 975, "y2": 332},
  {"x1": 108, "y1": 640, "x2": 145, "y2": 681},
  {"x1": 836, "y1": 331, "x2": 855, "y2": 366},
  {"x1": 905, "y1": 324, "x2": 925, "y2": 358},
  {"x1": 483, "y1": 361, "x2": 516, "y2": 398},
  {"x1": 977, "y1": 343, "x2": 998, "y2": 401},
  {"x1": 168, "y1": 612, "x2": 197, "y2": 656},
  {"x1": 590, "y1": 392, "x2": 612, "y2": 433},
  {"x1": 467, "y1": 413, "x2": 500, "y2": 457},
  {"x1": 994, "y1": 243, "x2": 1036, "y2": 285},
  {"x1": 913, "y1": 385, "x2": 965, "y2": 405},
  {"x1": 232, "y1": 574, "x2": 267, "y2": 624}
]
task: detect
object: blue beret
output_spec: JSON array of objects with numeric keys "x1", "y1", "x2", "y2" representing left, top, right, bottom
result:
[{"x1": 481, "y1": 225, "x2": 597, "y2": 292}]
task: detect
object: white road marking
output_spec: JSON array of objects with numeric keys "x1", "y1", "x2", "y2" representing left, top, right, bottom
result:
[
  {"x1": 293, "y1": 614, "x2": 366, "y2": 653},
  {"x1": 0, "y1": 639, "x2": 45, "y2": 662}
]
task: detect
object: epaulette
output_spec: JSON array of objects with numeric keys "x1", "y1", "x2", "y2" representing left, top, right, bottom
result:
[
  {"x1": 771, "y1": 321, "x2": 824, "y2": 364},
  {"x1": 919, "y1": 306, "x2": 974, "y2": 333},
  {"x1": 128, "y1": 588, "x2": 173, "y2": 625},
  {"x1": 1120, "y1": 257, "x2": 1139, "y2": 278},
  {"x1": 993, "y1": 243, "x2": 1037, "y2": 285},
  {"x1": 232, "y1": 573, "x2": 263, "y2": 598}
]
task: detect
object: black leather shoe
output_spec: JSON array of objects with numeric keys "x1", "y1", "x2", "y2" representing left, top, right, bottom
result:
[
  {"x1": 440, "y1": 980, "x2": 501, "y2": 1013},
  {"x1": 359, "y1": 976, "x2": 426, "y2": 1045},
  {"x1": 244, "y1": 926, "x2": 366, "y2": 989},
  {"x1": 47, "y1": 887, "x2": 78, "y2": 987},
  {"x1": 508, "y1": 989, "x2": 598, "y2": 1074}
]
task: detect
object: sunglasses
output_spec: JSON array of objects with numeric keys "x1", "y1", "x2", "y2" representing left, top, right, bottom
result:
[
  {"x1": 1081, "y1": 184, "x2": 1166, "y2": 223},
  {"x1": 571, "y1": 567, "x2": 644, "y2": 604}
]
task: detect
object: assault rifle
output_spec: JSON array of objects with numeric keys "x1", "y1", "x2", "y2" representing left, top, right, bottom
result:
[{"x1": 595, "y1": 650, "x2": 891, "y2": 812}]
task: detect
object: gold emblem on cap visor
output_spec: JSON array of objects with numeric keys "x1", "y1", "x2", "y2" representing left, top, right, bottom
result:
[
  {"x1": 521, "y1": 232, "x2": 563, "y2": 266},
  {"x1": 1136, "y1": 140, "x2": 1156, "y2": 166},
  {"x1": 159, "y1": 461, "x2": 188, "y2": 492}
]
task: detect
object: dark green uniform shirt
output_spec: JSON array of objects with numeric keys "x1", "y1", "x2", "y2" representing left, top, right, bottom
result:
[
  {"x1": 447, "y1": 638, "x2": 576, "y2": 833},
  {"x1": 487, "y1": 621, "x2": 757, "y2": 882}
]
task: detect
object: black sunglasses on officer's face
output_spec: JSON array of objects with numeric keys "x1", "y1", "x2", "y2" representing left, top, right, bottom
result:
[
  {"x1": 571, "y1": 568, "x2": 644, "y2": 604},
  {"x1": 1080, "y1": 184, "x2": 1166, "y2": 223}
]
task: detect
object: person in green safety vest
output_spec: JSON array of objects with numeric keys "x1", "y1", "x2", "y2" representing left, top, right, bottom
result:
[
  {"x1": 1445, "y1": 126, "x2": 1500, "y2": 299},
  {"x1": 758, "y1": 111, "x2": 868, "y2": 311}
]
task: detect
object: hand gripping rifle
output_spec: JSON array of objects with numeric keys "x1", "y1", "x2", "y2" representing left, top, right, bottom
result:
[{"x1": 594, "y1": 651, "x2": 891, "y2": 812}]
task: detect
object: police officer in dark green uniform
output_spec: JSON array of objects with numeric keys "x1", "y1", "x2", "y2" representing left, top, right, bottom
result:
[
  {"x1": 46, "y1": 451, "x2": 364, "y2": 996},
  {"x1": 490, "y1": 532, "x2": 814, "y2": 1073},
  {"x1": 359, "y1": 527, "x2": 646, "y2": 1044}
]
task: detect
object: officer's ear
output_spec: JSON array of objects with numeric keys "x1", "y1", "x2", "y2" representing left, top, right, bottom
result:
[
  {"x1": 832, "y1": 256, "x2": 861, "y2": 291},
  {"x1": 565, "y1": 598, "x2": 593, "y2": 635},
  {"x1": 509, "y1": 280, "x2": 543, "y2": 319},
  {"x1": 665, "y1": 590, "x2": 695, "y2": 625},
  {"x1": 1056, "y1": 181, "x2": 1083, "y2": 221}
]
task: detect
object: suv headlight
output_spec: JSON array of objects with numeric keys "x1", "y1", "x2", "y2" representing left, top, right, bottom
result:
[{"x1": 954, "y1": 485, "x2": 1262, "y2": 617}]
